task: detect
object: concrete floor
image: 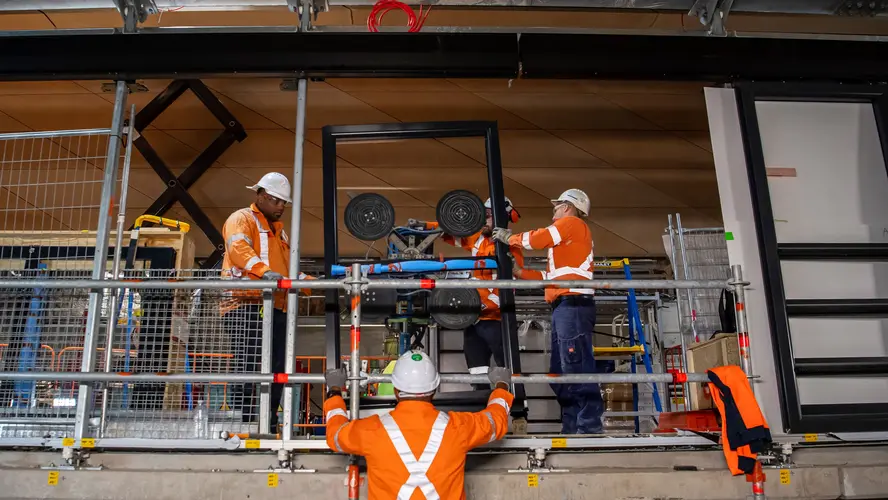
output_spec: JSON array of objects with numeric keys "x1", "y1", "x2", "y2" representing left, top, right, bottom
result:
[{"x1": 1, "y1": 446, "x2": 887, "y2": 499}]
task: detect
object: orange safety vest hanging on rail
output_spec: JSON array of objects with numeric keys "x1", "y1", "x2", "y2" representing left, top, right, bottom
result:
[{"x1": 707, "y1": 365, "x2": 771, "y2": 476}]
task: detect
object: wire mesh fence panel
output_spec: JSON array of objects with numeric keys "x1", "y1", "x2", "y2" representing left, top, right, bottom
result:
[
  {"x1": 665, "y1": 220, "x2": 731, "y2": 342},
  {"x1": 0, "y1": 129, "x2": 117, "y2": 272},
  {"x1": 99, "y1": 269, "x2": 265, "y2": 439},
  {"x1": 0, "y1": 129, "x2": 121, "y2": 440},
  {"x1": 677, "y1": 229, "x2": 731, "y2": 340}
]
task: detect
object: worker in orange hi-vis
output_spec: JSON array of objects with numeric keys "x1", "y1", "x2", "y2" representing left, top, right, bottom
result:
[
  {"x1": 490, "y1": 188, "x2": 603, "y2": 435},
  {"x1": 408, "y1": 196, "x2": 525, "y2": 391},
  {"x1": 323, "y1": 351, "x2": 513, "y2": 500},
  {"x1": 220, "y1": 172, "x2": 315, "y2": 431}
]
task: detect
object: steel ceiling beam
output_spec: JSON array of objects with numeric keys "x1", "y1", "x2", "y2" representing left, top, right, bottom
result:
[
  {"x1": 2, "y1": 31, "x2": 888, "y2": 82},
  {"x1": 0, "y1": 0, "x2": 886, "y2": 16}
]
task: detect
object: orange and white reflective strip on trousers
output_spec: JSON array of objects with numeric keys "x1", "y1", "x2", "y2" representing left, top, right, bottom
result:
[{"x1": 379, "y1": 411, "x2": 450, "y2": 500}]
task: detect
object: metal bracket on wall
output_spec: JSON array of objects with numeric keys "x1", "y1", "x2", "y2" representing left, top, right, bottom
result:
[
  {"x1": 131, "y1": 79, "x2": 247, "y2": 269},
  {"x1": 114, "y1": 0, "x2": 158, "y2": 32},
  {"x1": 689, "y1": 0, "x2": 734, "y2": 36}
]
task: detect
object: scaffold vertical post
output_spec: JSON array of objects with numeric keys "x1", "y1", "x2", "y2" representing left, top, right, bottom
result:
[
  {"x1": 260, "y1": 291, "x2": 273, "y2": 435},
  {"x1": 283, "y1": 76, "x2": 308, "y2": 441},
  {"x1": 348, "y1": 262, "x2": 362, "y2": 500},
  {"x1": 73, "y1": 80, "x2": 128, "y2": 441},
  {"x1": 732, "y1": 264, "x2": 766, "y2": 498},
  {"x1": 666, "y1": 214, "x2": 691, "y2": 409},
  {"x1": 99, "y1": 103, "x2": 136, "y2": 437}
]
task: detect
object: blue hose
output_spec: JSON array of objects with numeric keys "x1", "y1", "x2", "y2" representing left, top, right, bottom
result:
[{"x1": 330, "y1": 258, "x2": 497, "y2": 277}]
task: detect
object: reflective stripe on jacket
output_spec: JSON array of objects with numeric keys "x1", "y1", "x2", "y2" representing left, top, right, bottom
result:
[
  {"x1": 221, "y1": 204, "x2": 313, "y2": 313},
  {"x1": 324, "y1": 388, "x2": 514, "y2": 500},
  {"x1": 426, "y1": 221, "x2": 524, "y2": 321},
  {"x1": 508, "y1": 215, "x2": 594, "y2": 303}
]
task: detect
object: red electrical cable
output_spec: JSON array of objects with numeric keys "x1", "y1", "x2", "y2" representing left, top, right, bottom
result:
[{"x1": 367, "y1": 0, "x2": 431, "y2": 33}]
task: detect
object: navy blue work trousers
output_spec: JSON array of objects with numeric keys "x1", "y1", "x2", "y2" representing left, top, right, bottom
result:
[{"x1": 550, "y1": 296, "x2": 604, "y2": 434}]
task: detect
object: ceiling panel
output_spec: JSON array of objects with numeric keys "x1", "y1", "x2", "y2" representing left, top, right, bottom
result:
[
  {"x1": 604, "y1": 93, "x2": 710, "y2": 131},
  {"x1": 0, "y1": 81, "x2": 92, "y2": 96},
  {"x1": 321, "y1": 134, "x2": 483, "y2": 169},
  {"x1": 441, "y1": 130, "x2": 609, "y2": 169},
  {"x1": 347, "y1": 91, "x2": 536, "y2": 130},
  {"x1": 503, "y1": 167, "x2": 688, "y2": 209},
  {"x1": 0, "y1": 93, "x2": 114, "y2": 131},
  {"x1": 555, "y1": 130, "x2": 714, "y2": 170},
  {"x1": 219, "y1": 87, "x2": 396, "y2": 130},
  {"x1": 477, "y1": 92, "x2": 659, "y2": 131},
  {"x1": 362, "y1": 166, "x2": 549, "y2": 208},
  {"x1": 164, "y1": 129, "x2": 326, "y2": 170},
  {"x1": 103, "y1": 91, "x2": 281, "y2": 131},
  {"x1": 624, "y1": 168, "x2": 721, "y2": 208}
]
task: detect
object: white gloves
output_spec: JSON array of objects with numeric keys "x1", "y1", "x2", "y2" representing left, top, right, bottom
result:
[{"x1": 491, "y1": 228, "x2": 512, "y2": 244}]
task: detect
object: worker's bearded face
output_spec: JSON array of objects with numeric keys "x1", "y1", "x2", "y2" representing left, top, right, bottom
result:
[
  {"x1": 257, "y1": 191, "x2": 286, "y2": 222},
  {"x1": 481, "y1": 210, "x2": 494, "y2": 237}
]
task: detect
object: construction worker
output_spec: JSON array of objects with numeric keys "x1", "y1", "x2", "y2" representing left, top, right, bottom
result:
[
  {"x1": 323, "y1": 351, "x2": 513, "y2": 500},
  {"x1": 408, "y1": 197, "x2": 524, "y2": 390},
  {"x1": 221, "y1": 172, "x2": 313, "y2": 431},
  {"x1": 491, "y1": 188, "x2": 603, "y2": 434}
]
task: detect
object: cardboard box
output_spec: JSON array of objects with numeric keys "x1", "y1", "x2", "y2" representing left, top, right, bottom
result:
[{"x1": 687, "y1": 333, "x2": 741, "y2": 410}]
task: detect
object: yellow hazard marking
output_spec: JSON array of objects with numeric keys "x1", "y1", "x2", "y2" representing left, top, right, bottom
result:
[
  {"x1": 779, "y1": 469, "x2": 791, "y2": 485},
  {"x1": 80, "y1": 438, "x2": 95, "y2": 448},
  {"x1": 527, "y1": 474, "x2": 539, "y2": 488},
  {"x1": 803, "y1": 434, "x2": 818, "y2": 442},
  {"x1": 551, "y1": 438, "x2": 567, "y2": 448},
  {"x1": 47, "y1": 471, "x2": 59, "y2": 486},
  {"x1": 62, "y1": 438, "x2": 75, "y2": 447},
  {"x1": 245, "y1": 439, "x2": 260, "y2": 449},
  {"x1": 267, "y1": 473, "x2": 279, "y2": 488}
]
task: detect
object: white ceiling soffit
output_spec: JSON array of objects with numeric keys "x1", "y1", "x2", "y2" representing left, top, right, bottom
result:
[{"x1": 0, "y1": 0, "x2": 878, "y2": 16}]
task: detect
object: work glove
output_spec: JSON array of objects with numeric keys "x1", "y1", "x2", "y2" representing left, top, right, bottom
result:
[
  {"x1": 263, "y1": 271, "x2": 284, "y2": 281},
  {"x1": 325, "y1": 367, "x2": 348, "y2": 391},
  {"x1": 491, "y1": 227, "x2": 512, "y2": 245},
  {"x1": 487, "y1": 367, "x2": 512, "y2": 387}
]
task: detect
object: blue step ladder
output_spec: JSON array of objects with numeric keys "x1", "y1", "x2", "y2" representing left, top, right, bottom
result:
[{"x1": 598, "y1": 259, "x2": 663, "y2": 432}]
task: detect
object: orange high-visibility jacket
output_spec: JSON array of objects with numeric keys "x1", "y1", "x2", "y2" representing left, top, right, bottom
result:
[
  {"x1": 707, "y1": 366, "x2": 771, "y2": 476},
  {"x1": 426, "y1": 221, "x2": 524, "y2": 321},
  {"x1": 221, "y1": 204, "x2": 312, "y2": 313},
  {"x1": 324, "y1": 388, "x2": 514, "y2": 500},
  {"x1": 508, "y1": 215, "x2": 594, "y2": 304}
]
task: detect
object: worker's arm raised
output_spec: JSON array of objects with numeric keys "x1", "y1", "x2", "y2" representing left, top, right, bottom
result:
[
  {"x1": 507, "y1": 217, "x2": 574, "y2": 252},
  {"x1": 452, "y1": 368, "x2": 515, "y2": 451},
  {"x1": 509, "y1": 245, "x2": 543, "y2": 280},
  {"x1": 222, "y1": 212, "x2": 270, "y2": 278},
  {"x1": 420, "y1": 221, "x2": 476, "y2": 250},
  {"x1": 323, "y1": 394, "x2": 372, "y2": 456}
]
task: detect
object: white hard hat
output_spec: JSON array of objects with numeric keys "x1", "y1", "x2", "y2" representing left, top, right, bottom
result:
[
  {"x1": 484, "y1": 196, "x2": 513, "y2": 212},
  {"x1": 391, "y1": 350, "x2": 440, "y2": 396},
  {"x1": 552, "y1": 189, "x2": 590, "y2": 217},
  {"x1": 247, "y1": 172, "x2": 292, "y2": 204}
]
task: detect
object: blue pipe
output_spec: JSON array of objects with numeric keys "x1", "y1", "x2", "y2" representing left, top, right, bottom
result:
[
  {"x1": 330, "y1": 259, "x2": 497, "y2": 277},
  {"x1": 15, "y1": 264, "x2": 46, "y2": 407}
]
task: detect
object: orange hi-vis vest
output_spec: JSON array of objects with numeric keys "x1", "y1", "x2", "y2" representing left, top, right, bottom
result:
[
  {"x1": 324, "y1": 388, "x2": 514, "y2": 500},
  {"x1": 508, "y1": 215, "x2": 594, "y2": 304},
  {"x1": 426, "y1": 222, "x2": 524, "y2": 321},
  {"x1": 221, "y1": 204, "x2": 311, "y2": 313},
  {"x1": 707, "y1": 365, "x2": 771, "y2": 476}
]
